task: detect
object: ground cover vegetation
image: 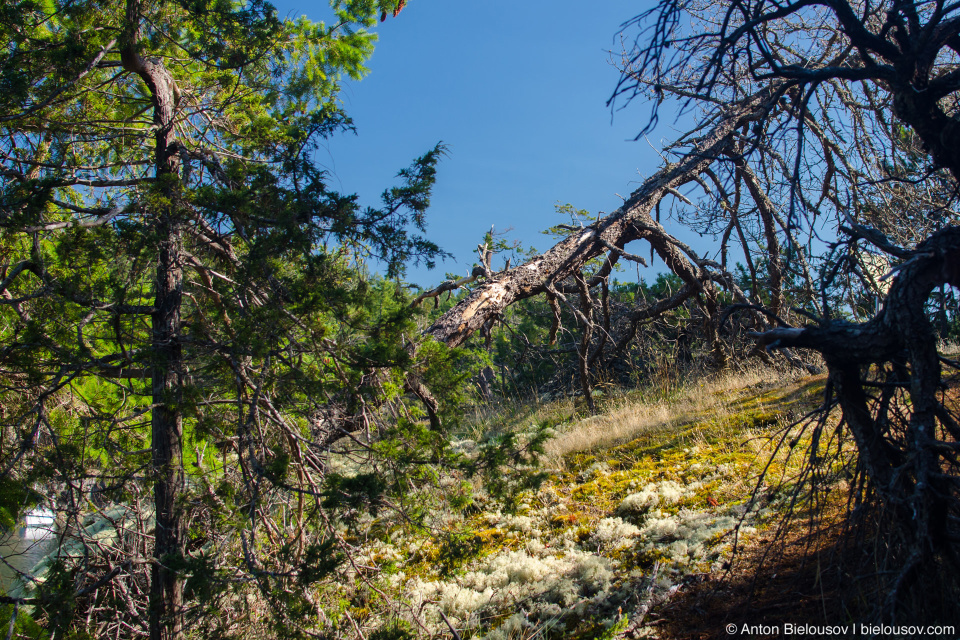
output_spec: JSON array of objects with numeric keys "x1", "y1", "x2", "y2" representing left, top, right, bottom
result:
[
  {"x1": 2, "y1": 0, "x2": 960, "y2": 638},
  {"x1": 309, "y1": 366, "x2": 843, "y2": 639},
  {"x1": 420, "y1": 0, "x2": 960, "y2": 628},
  {"x1": 0, "y1": 1, "x2": 499, "y2": 638}
]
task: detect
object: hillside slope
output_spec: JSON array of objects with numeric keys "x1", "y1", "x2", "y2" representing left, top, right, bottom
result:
[{"x1": 330, "y1": 366, "x2": 847, "y2": 640}]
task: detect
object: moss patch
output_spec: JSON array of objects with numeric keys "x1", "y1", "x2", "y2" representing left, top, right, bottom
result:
[{"x1": 322, "y1": 371, "x2": 848, "y2": 639}]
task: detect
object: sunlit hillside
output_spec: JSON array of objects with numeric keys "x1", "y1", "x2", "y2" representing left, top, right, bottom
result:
[
  {"x1": 4, "y1": 0, "x2": 960, "y2": 637},
  {"x1": 275, "y1": 364, "x2": 855, "y2": 639}
]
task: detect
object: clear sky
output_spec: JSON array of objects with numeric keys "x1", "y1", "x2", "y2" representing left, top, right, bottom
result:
[{"x1": 272, "y1": 0, "x2": 680, "y2": 286}]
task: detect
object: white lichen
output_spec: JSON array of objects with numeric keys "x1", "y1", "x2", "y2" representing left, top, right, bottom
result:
[
  {"x1": 619, "y1": 479, "x2": 700, "y2": 514},
  {"x1": 590, "y1": 517, "x2": 640, "y2": 549}
]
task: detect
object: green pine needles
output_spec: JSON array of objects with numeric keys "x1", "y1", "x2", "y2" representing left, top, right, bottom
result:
[{"x1": 0, "y1": 1, "x2": 482, "y2": 638}]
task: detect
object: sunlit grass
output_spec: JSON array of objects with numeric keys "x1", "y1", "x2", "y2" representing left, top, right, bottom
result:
[{"x1": 329, "y1": 363, "x2": 849, "y2": 639}]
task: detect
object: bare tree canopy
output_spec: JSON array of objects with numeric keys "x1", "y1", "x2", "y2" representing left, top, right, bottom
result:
[
  {"x1": 424, "y1": 0, "x2": 960, "y2": 621},
  {"x1": 426, "y1": 85, "x2": 782, "y2": 348}
]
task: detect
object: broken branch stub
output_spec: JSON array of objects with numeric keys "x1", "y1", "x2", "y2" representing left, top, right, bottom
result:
[
  {"x1": 750, "y1": 225, "x2": 960, "y2": 570},
  {"x1": 425, "y1": 85, "x2": 784, "y2": 348}
]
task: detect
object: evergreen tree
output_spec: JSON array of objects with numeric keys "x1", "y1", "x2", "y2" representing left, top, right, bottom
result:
[{"x1": 0, "y1": 1, "x2": 462, "y2": 637}]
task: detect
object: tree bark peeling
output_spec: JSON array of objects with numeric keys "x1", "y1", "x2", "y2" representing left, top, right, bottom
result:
[{"x1": 426, "y1": 86, "x2": 784, "y2": 348}]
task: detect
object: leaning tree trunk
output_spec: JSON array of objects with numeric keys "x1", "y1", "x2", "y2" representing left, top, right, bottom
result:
[
  {"x1": 414, "y1": 67, "x2": 960, "y2": 620},
  {"x1": 122, "y1": 1, "x2": 186, "y2": 637},
  {"x1": 751, "y1": 225, "x2": 960, "y2": 612},
  {"x1": 425, "y1": 85, "x2": 784, "y2": 348},
  {"x1": 418, "y1": 79, "x2": 960, "y2": 615}
]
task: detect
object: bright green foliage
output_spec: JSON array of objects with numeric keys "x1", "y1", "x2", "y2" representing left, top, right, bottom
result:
[
  {"x1": 0, "y1": 0, "x2": 476, "y2": 637},
  {"x1": 0, "y1": 604, "x2": 46, "y2": 640},
  {"x1": 0, "y1": 477, "x2": 42, "y2": 532}
]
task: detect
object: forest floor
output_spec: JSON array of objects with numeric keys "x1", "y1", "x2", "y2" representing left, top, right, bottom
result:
[
  {"x1": 524, "y1": 367, "x2": 851, "y2": 640},
  {"x1": 332, "y1": 356, "x2": 960, "y2": 639},
  {"x1": 653, "y1": 363, "x2": 960, "y2": 640},
  {"x1": 350, "y1": 363, "x2": 875, "y2": 639}
]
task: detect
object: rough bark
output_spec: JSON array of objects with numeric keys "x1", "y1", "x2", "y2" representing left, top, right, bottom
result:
[
  {"x1": 426, "y1": 86, "x2": 784, "y2": 348},
  {"x1": 148, "y1": 215, "x2": 186, "y2": 640},
  {"x1": 891, "y1": 83, "x2": 960, "y2": 182},
  {"x1": 121, "y1": 1, "x2": 186, "y2": 637},
  {"x1": 751, "y1": 225, "x2": 960, "y2": 563}
]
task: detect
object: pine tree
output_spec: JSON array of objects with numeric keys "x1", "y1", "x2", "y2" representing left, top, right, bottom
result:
[{"x1": 0, "y1": 1, "x2": 459, "y2": 637}]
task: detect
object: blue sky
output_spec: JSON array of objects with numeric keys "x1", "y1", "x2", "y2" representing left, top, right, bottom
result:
[{"x1": 273, "y1": 0, "x2": 680, "y2": 286}]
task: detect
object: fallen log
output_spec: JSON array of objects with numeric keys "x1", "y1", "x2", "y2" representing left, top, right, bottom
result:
[{"x1": 425, "y1": 85, "x2": 785, "y2": 347}]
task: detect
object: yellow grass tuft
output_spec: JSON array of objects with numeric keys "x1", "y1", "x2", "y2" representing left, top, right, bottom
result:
[{"x1": 544, "y1": 364, "x2": 800, "y2": 463}]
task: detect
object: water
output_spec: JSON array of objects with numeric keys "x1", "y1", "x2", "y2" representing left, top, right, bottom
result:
[{"x1": 0, "y1": 511, "x2": 56, "y2": 596}]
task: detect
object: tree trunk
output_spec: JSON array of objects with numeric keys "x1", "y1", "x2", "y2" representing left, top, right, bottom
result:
[
  {"x1": 150, "y1": 215, "x2": 186, "y2": 640},
  {"x1": 121, "y1": 1, "x2": 186, "y2": 637},
  {"x1": 426, "y1": 85, "x2": 783, "y2": 348},
  {"x1": 751, "y1": 225, "x2": 960, "y2": 557}
]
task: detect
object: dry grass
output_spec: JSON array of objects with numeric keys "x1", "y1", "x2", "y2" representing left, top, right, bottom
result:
[
  {"x1": 543, "y1": 364, "x2": 800, "y2": 465},
  {"x1": 323, "y1": 360, "x2": 844, "y2": 639}
]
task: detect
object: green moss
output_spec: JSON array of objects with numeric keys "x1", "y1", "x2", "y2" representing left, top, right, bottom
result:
[
  {"x1": 0, "y1": 605, "x2": 46, "y2": 640},
  {"x1": 316, "y1": 372, "x2": 848, "y2": 639},
  {"x1": 549, "y1": 511, "x2": 583, "y2": 528}
]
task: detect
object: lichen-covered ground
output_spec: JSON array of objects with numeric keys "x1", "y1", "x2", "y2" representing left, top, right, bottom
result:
[{"x1": 335, "y1": 368, "x2": 846, "y2": 639}]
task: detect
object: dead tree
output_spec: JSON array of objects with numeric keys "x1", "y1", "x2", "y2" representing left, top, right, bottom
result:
[
  {"x1": 752, "y1": 225, "x2": 960, "y2": 618},
  {"x1": 425, "y1": 85, "x2": 785, "y2": 350},
  {"x1": 421, "y1": 0, "x2": 960, "y2": 619}
]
